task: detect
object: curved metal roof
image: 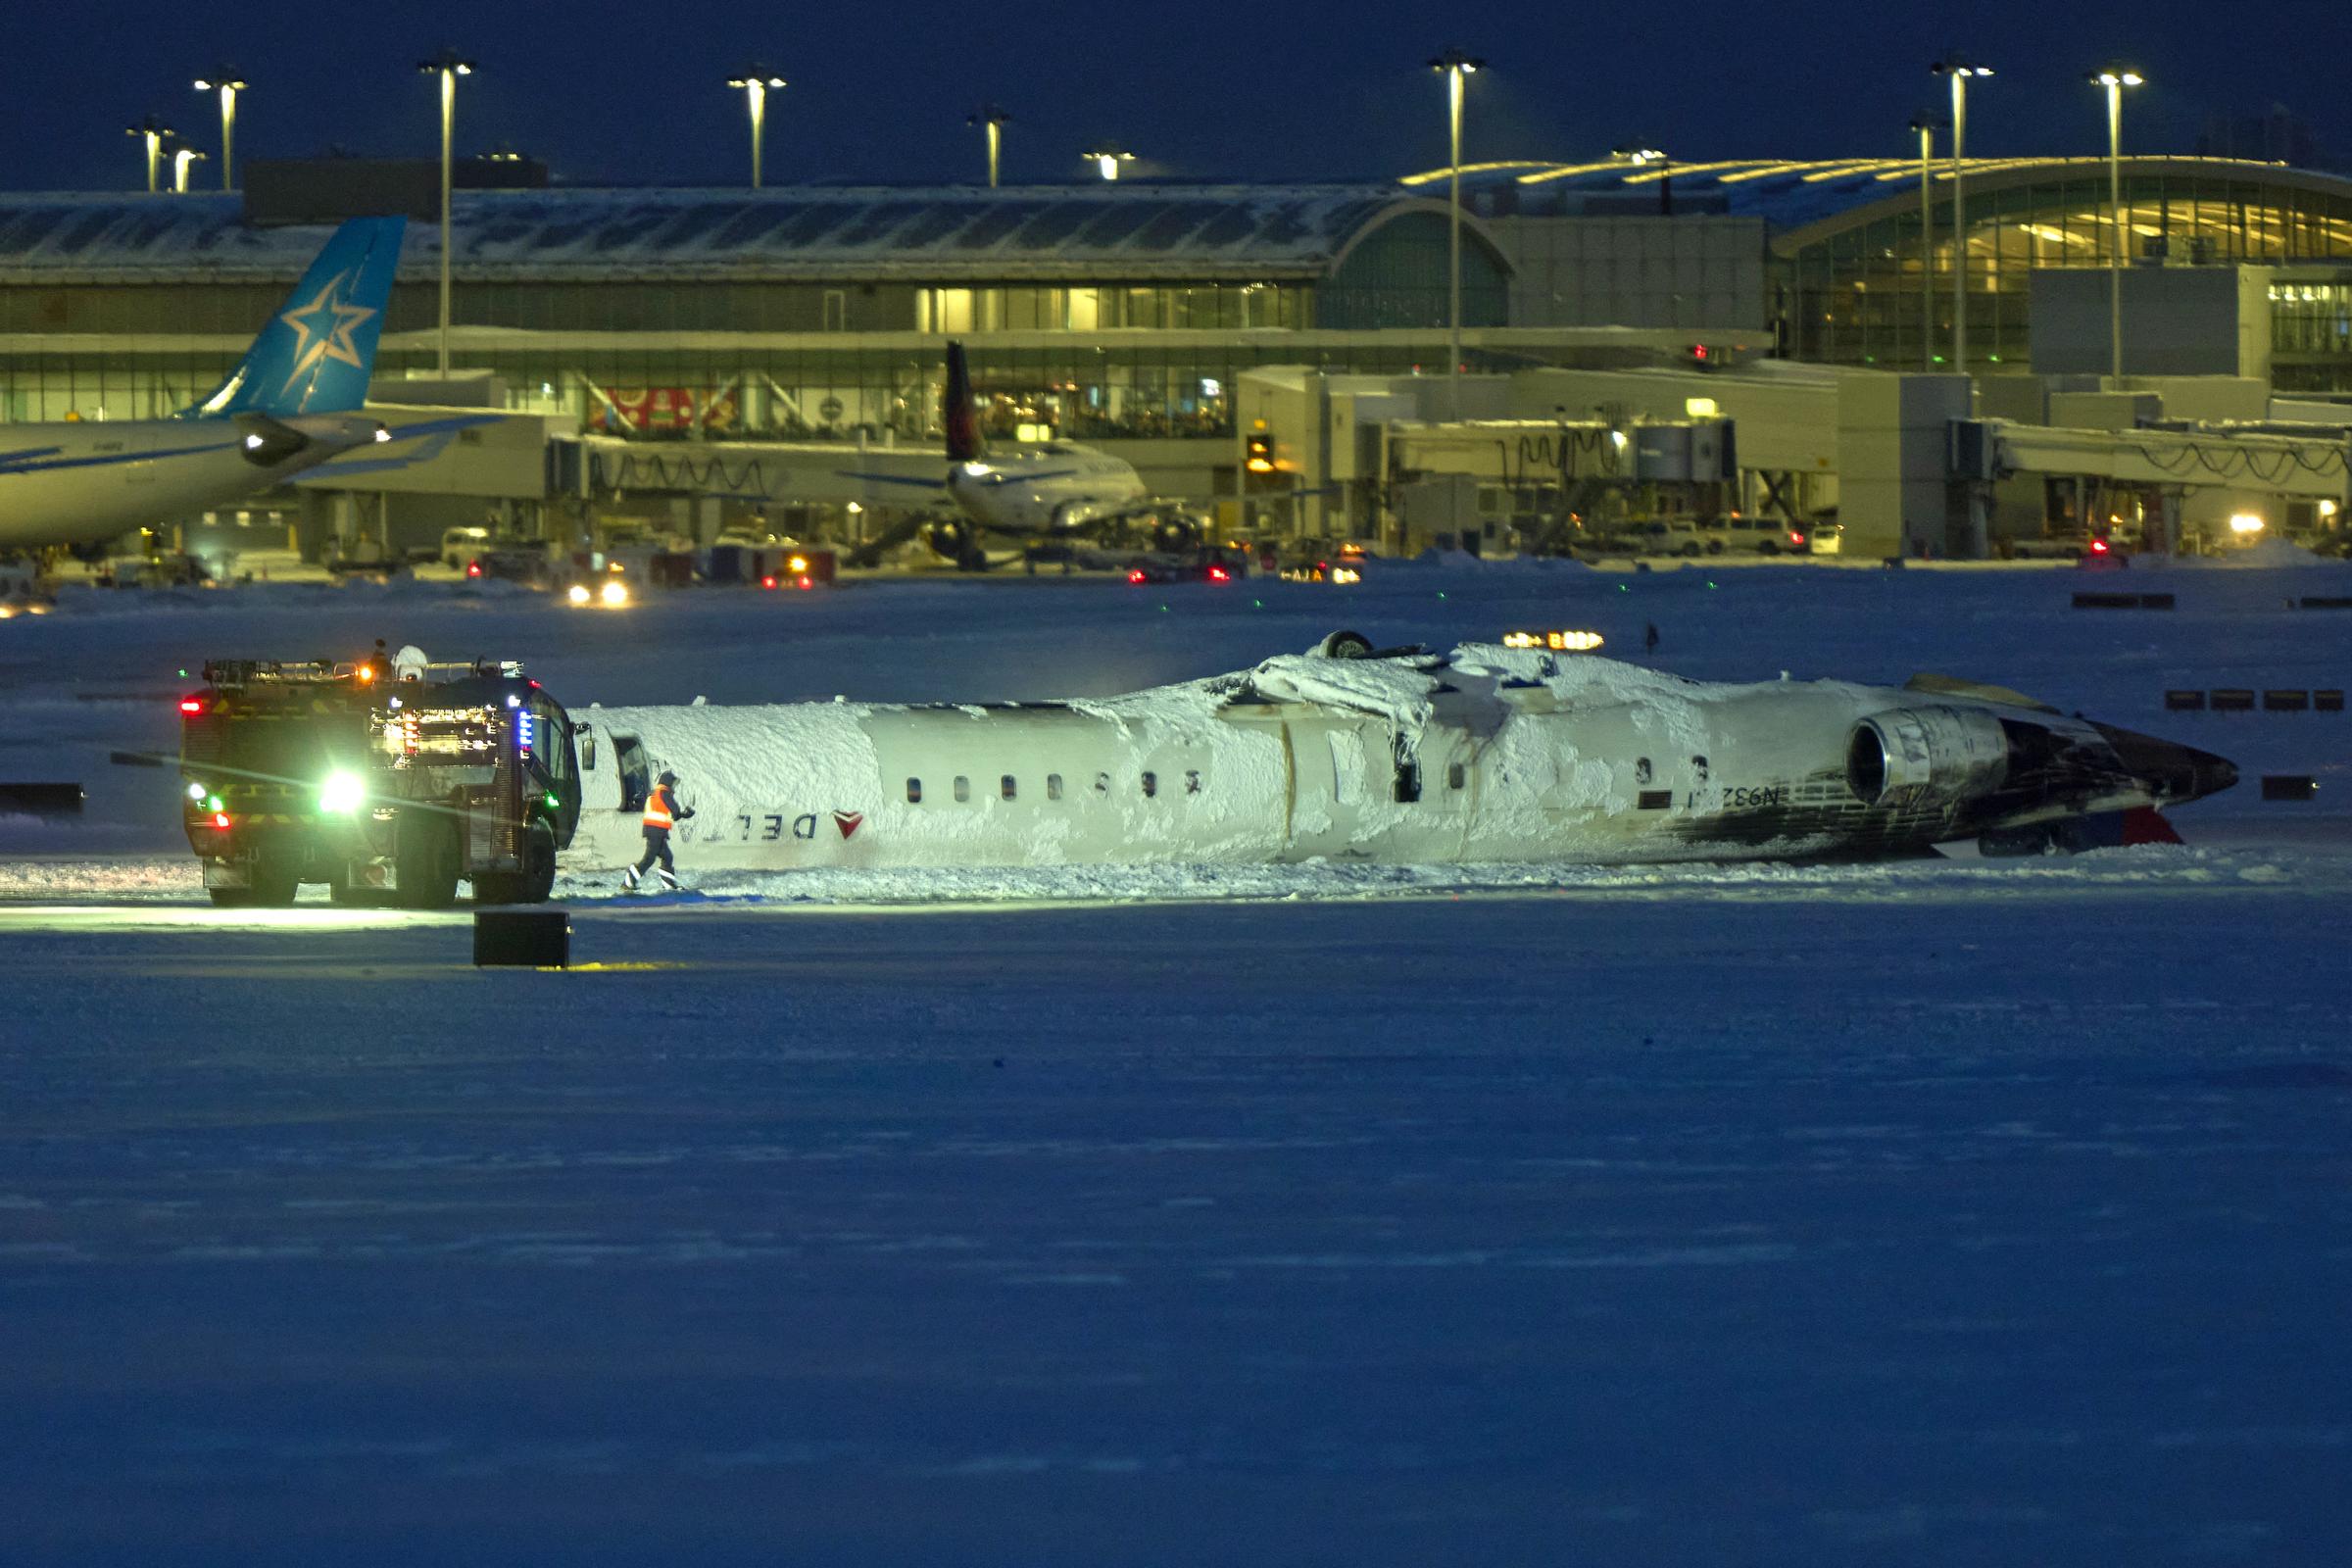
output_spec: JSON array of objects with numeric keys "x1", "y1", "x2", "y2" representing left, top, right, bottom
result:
[
  {"x1": 0, "y1": 185, "x2": 1452, "y2": 284},
  {"x1": 1403, "y1": 155, "x2": 2352, "y2": 239}
]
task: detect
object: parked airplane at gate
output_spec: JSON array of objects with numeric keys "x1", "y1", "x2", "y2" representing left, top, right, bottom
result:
[
  {"x1": 0, "y1": 217, "x2": 407, "y2": 554},
  {"x1": 560, "y1": 636, "x2": 2236, "y2": 877},
  {"x1": 840, "y1": 341, "x2": 1202, "y2": 568}
]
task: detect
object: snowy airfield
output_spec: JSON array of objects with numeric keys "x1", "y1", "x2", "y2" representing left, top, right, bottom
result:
[{"x1": 3, "y1": 557, "x2": 2350, "y2": 1562}]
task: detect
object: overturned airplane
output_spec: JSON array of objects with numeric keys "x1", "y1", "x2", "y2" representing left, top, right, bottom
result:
[{"x1": 561, "y1": 635, "x2": 2237, "y2": 876}]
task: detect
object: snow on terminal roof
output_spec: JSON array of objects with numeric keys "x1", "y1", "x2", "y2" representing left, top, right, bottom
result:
[{"x1": 0, "y1": 184, "x2": 1427, "y2": 284}]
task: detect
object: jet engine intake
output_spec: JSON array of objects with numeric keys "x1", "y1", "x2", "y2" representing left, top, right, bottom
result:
[{"x1": 1845, "y1": 705, "x2": 2011, "y2": 808}]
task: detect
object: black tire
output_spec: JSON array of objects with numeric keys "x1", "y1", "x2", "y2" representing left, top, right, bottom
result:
[
  {"x1": 1706, "y1": 539, "x2": 1726, "y2": 556},
  {"x1": 208, "y1": 885, "x2": 253, "y2": 908},
  {"x1": 397, "y1": 812, "x2": 461, "y2": 910},
  {"x1": 248, "y1": 852, "x2": 300, "y2": 908},
  {"x1": 1319, "y1": 629, "x2": 1377, "y2": 660}
]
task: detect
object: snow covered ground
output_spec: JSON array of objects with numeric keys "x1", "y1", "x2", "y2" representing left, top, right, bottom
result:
[{"x1": 2, "y1": 559, "x2": 2349, "y2": 1562}]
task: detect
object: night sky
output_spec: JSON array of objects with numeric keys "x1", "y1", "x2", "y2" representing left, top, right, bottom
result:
[{"x1": 6, "y1": 0, "x2": 2344, "y2": 194}]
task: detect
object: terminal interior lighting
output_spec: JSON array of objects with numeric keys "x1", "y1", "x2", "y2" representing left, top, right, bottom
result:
[{"x1": 2229, "y1": 513, "x2": 2266, "y2": 536}]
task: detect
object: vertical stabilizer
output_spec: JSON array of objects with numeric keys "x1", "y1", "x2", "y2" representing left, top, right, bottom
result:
[
  {"x1": 183, "y1": 216, "x2": 408, "y2": 418},
  {"x1": 944, "y1": 340, "x2": 986, "y2": 463}
]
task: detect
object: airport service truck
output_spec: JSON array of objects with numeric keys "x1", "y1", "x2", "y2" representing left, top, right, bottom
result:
[{"x1": 177, "y1": 654, "x2": 582, "y2": 907}]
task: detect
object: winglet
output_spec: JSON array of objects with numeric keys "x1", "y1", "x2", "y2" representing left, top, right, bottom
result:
[
  {"x1": 944, "y1": 340, "x2": 985, "y2": 463},
  {"x1": 182, "y1": 217, "x2": 408, "y2": 419}
]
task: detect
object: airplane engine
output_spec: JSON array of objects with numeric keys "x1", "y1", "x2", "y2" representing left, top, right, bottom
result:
[
  {"x1": 1845, "y1": 706, "x2": 2011, "y2": 808},
  {"x1": 1151, "y1": 515, "x2": 1202, "y2": 554}
]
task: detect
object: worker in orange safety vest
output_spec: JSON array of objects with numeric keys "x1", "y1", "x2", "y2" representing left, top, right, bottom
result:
[{"x1": 622, "y1": 769, "x2": 694, "y2": 892}]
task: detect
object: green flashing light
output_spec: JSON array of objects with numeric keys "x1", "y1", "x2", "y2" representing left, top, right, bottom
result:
[
  {"x1": 1987, "y1": 355, "x2": 2003, "y2": 363},
  {"x1": 544, "y1": 791, "x2": 560, "y2": 808},
  {"x1": 1437, "y1": 592, "x2": 1447, "y2": 600},
  {"x1": 204, "y1": 794, "x2": 223, "y2": 812}
]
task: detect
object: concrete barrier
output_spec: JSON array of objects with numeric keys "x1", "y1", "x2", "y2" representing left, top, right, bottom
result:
[{"x1": 473, "y1": 907, "x2": 569, "y2": 968}]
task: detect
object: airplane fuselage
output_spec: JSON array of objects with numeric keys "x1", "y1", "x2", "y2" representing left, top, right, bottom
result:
[
  {"x1": 945, "y1": 443, "x2": 1150, "y2": 535},
  {"x1": 560, "y1": 648, "x2": 2231, "y2": 874},
  {"x1": 0, "y1": 415, "x2": 381, "y2": 551}
]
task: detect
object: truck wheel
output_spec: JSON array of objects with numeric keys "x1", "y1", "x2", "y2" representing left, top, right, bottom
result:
[
  {"x1": 208, "y1": 886, "x2": 253, "y2": 908},
  {"x1": 518, "y1": 822, "x2": 558, "y2": 904},
  {"x1": 248, "y1": 853, "x2": 300, "y2": 907},
  {"x1": 398, "y1": 814, "x2": 461, "y2": 909}
]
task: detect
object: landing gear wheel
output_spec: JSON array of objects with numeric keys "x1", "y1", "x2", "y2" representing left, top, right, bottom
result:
[{"x1": 1317, "y1": 629, "x2": 1377, "y2": 660}]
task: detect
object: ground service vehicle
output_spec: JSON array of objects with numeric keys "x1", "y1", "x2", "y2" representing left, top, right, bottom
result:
[{"x1": 177, "y1": 654, "x2": 582, "y2": 908}]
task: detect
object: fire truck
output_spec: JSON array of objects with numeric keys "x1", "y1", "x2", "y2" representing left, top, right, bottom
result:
[{"x1": 176, "y1": 653, "x2": 581, "y2": 907}]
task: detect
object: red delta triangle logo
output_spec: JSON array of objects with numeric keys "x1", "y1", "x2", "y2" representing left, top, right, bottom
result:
[{"x1": 832, "y1": 809, "x2": 863, "y2": 840}]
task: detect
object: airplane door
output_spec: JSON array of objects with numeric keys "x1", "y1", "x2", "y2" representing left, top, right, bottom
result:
[{"x1": 1280, "y1": 715, "x2": 1373, "y2": 860}]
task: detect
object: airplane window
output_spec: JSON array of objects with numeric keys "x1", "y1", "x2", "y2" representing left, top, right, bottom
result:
[
  {"x1": 1636, "y1": 758, "x2": 1652, "y2": 785},
  {"x1": 954, "y1": 775, "x2": 970, "y2": 803},
  {"x1": 1141, "y1": 771, "x2": 1157, "y2": 798},
  {"x1": 1185, "y1": 769, "x2": 1200, "y2": 795},
  {"x1": 1094, "y1": 771, "x2": 1110, "y2": 794},
  {"x1": 906, "y1": 778, "x2": 922, "y2": 804},
  {"x1": 1001, "y1": 774, "x2": 1016, "y2": 801},
  {"x1": 1692, "y1": 756, "x2": 1709, "y2": 783},
  {"x1": 1046, "y1": 773, "x2": 1063, "y2": 801},
  {"x1": 1447, "y1": 762, "x2": 1466, "y2": 790}
]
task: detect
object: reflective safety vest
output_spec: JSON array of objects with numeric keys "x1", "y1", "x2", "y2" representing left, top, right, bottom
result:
[{"x1": 643, "y1": 785, "x2": 675, "y2": 831}]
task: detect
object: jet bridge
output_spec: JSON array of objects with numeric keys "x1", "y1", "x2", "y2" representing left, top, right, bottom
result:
[{"x1": 1951, "y1": 418, "x2": 2352, "y2": 554}]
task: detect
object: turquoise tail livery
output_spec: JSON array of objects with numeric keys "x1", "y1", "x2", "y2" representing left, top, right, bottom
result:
[{"x1": 182, "y1": 216, "x2": 407, "y2": 419}]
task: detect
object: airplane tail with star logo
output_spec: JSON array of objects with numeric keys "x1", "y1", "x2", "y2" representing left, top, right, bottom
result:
[{"x1": 181, "y1": 216, "x2": 407, "y2": 420}]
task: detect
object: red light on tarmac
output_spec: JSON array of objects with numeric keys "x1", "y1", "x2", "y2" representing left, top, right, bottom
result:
[
  {"x1": 797, "y1": 575, "x2": 813, "y2": 590},
  {"x1": 760, "y1": 575, "x2": 778, "y2": 590},
  {"x1": 178, "y1": 697, "x2": 204, "y2": 715},
  {"x1": 1127, "y1": 568, "x2": 1148, "y2": 584}
]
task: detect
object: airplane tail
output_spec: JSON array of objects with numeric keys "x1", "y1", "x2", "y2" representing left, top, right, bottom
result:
[
  {"x1": 182, "y1": 217, "x2": 408, "y2": 419},
  {"x1": 944, "y1": 340, "x2": 986, "y2": 463}
]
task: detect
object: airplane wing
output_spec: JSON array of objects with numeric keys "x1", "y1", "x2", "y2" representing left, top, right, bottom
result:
[{"x1": 294, "y1": 413, "x2": 506, "y2": 483}]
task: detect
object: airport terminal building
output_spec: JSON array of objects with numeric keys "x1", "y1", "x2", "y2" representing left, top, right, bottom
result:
[{"x1": 4, "y1": 154, "x2": 2351, "y2": 559}]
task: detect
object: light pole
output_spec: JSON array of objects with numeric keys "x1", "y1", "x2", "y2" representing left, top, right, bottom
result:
[
  {"x1": 968, "y1": 105, "x2": 1010, "y2": 187},
  {"x1": 192, "y1": 69, "x2": 245, "y2": 191},
  {"x1": 172, "y1": 147, "x2": 208, "y2": 194},
  {"x1": 727, "y1": 66, "x2": 787, "y2": 188},
  {"x1": 2089, "y1": 66, "x2": 2144, "y2": 383},
  {"x1": 126, "y1": 116, "x2": 175, "y2": 194},
  {"x1": 416, "y1": 47, "x2": 475, "y2": 377},
  {"x1": 1907, "y1": 115, "x2": 1941, "y2": 370},
  {"x1": 1930, "y1": 54, "x2": 1992, "y2": 374},
  {"x1": 1427, "y1": 48, "x2": 1483, "y2": 418},
  {"x1": 1083, "y1": 145, "x2": 1136, "y2": 181}
]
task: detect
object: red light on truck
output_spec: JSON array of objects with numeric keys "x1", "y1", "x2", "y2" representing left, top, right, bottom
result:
[
  {"x1": 466, "y1": 560, "x2": 483, "y2": 578},
  {"x1": 797, "y1": 575, "x2": 813, "y2": 591},
  {"x1": 1127, "y1": 569, "x2": 1148, "y2": 584},
  {"x1": 1207, "y1": 564, "x2": 1231, "y2": 583},
  {"x1": 211, "y1": 811, "x2": 229, "y2": 830},
  {"x1": 760, "y1": 575, "x2": 778, "y2": 590},
  {"x1": 2090, "y1": 538, "x2": 2111, "y2": 555},
  {"x1": 178, "y1": 697, "x2": 204, "y2": 715}
]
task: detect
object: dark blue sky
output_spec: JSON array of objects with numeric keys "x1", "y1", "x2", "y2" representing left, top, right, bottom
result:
[{"x1": 7, "y1": 0, "x2": 2344, "y2": 192}]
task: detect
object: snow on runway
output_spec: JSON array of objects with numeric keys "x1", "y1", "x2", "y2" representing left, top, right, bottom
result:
[{"x1": 3, "y1": 561, "x2": 2349, "y2": 1561}]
